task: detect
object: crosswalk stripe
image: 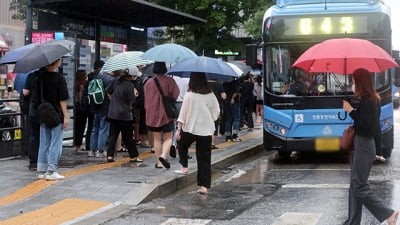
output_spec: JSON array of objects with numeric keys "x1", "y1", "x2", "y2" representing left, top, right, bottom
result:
[
  {"x1": 160, "y1": 218, "x2": 212, "y2": 225},
  {"x1": 282, "y1": 183, "x2": 349, "y2": 188},
  {"x1": 272, "y1": 212, "x2": 322, "y2": 225}
]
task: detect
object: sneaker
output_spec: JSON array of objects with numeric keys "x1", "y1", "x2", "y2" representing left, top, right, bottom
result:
[
  {"x1": 38, "y1": 172, "x2": 46, "y2": 179},
  {"x1": 88, "y1": 151, "x2": 95, "y2": 157},
  {"x1": 95, "y1": 151, "x2": 106, "y2": 158},
  {"x1": 231, "y1": 134, "x2": 241, "y2": 142},
  {"x1": 45, "y1": 171, "x2": 65, "y2": 180},
  {"x1": 225, "y1": 136, "x2": 232, "y2": 142}
]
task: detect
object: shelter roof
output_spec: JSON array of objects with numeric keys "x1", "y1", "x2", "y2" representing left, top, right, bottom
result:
[{"x1": 31, "y1": 0, "x2": 206, "y2": 27}]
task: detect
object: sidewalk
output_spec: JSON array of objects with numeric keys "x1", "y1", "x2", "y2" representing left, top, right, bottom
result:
[{"x1": 0, "y1": 128, "x2": 263, "y2": 225}]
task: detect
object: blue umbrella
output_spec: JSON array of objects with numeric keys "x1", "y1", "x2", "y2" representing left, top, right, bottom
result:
[
  {"x1": 0, "y1": 43, "x2": 37, "y2": 64},
  {"x1": 142, "y1": 43, "x2": 196, "y2": 63},
  {"x1": 167, "y1": 56, "x2": 238, "y2": 80}
]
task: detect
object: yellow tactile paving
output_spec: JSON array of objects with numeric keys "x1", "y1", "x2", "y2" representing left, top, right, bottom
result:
[
  {"x1": 0, "y1": 198, "x2": 109, "y2": 225},
  {"x1": 0, "y1": 129, "x2": 261, "y2": 207}
]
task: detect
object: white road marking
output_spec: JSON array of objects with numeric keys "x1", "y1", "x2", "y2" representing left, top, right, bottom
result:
[
  {"x1": 282, "y1": 183, "x2": 349, "y2": 189},
  {"x1": 269, "y1": 169, "x2": 350, "y2": 172},
  {"x1": 160, "y1": 218, "x2": 211, "y2": 225},
  {"x1": 224, "y1": 169, "x2": 247, "y2": 182},
  {"x1": 272, "y1": 212, "x2": 322, "y2": 225}
]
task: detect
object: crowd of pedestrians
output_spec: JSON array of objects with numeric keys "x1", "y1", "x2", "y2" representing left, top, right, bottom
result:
[{"x1": 20, "y1": 57, "x2": 263, "y2": 192}]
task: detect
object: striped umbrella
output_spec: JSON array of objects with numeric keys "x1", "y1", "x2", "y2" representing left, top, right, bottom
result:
[{"x1": 101, "y1": 51, "x2": 152, "y2": 72}]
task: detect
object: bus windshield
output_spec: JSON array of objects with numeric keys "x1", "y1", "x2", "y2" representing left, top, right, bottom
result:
[{"x1": 264, "y1": 44, "x2": 390, "y2": 96}]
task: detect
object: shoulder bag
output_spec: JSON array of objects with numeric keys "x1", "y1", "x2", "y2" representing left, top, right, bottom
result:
[
  {"x1": 37, "y1": 75, "x2": 62, "y2": 127},
  {"x1": 340, "y1": 125, "x2": 355, "y2": 151},
  {"x1": 154, "y1": 78, "x2": 178, "y2": 119}
]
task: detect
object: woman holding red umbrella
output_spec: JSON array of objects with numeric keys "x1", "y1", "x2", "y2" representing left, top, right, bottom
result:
[{"x1": 342, "y1": 68, "x2": 398, "y2": 225}]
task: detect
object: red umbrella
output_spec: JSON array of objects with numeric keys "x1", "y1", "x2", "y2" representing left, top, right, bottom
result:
[{"x1": 292, "y1": 38, "x2": 398, "y2": 74}]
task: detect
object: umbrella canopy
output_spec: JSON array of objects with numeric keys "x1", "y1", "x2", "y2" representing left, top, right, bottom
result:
[
  {"x1": 292, "y1": 38, "x2": 398, "y2": 74},
  {"x1": 167, "y1": 56, "x2": 238, "y2": 80},
  {"x1": 142, "y1": 43, "x2": 196, "y2": 63},
  {"x1": 226, "y1": 62, "x2": 243, "y2": 76},
  {"x1": 0, "y1": 43, "x2": 38, "y2": 64},
  {"x1": 228, "y1": 60, "x2": 252, "y2": 75},
  {"x1": 101, "y1": 51, "x2": 152, "y2": 72},
  {"x1": 13, "y1": 39, "x2": 75, "y2": 73}
]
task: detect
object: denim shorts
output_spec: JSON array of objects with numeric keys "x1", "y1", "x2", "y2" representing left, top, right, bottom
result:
[{"x1": 147, "y1": 120, "x2": 174, "y2": 132}]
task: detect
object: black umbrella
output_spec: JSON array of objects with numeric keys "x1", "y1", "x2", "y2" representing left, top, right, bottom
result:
[{"x1": 13, "y1": 39, "x2": 75, "y2": 73}]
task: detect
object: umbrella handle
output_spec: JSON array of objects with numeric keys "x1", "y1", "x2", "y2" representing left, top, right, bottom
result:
[{"x1": 338, "y1": 111, "x2": 347, "y2": 121}]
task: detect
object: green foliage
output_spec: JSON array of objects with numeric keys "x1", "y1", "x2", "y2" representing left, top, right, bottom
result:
[
  {"x1": 9, "y1": 0, "x2": 27, "y2": 21},
  {"x1": 243, "y1": 2, "x2": 273, "y2": 40},
  {"x1": 150, "y1": 0, "x2": 263, "y2": 57}
]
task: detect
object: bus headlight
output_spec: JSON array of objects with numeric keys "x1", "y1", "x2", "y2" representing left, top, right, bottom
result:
[
  {"x1": 280, "y1": 128, "x2": 287, "y2": 134},
  {"x1": 395, "y1": 92, "x2": 400, "y2": 98},
  {"x1": 267, "y1": 122, "x2": 272, "y2": 128},
  {"x1": 273, "y1": 125, "x2": 279, "y2": 131}
]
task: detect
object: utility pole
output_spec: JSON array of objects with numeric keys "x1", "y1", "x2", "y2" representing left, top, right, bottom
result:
[{"x1": 25, "y1": 0, "x2": 33, "y2": 44}]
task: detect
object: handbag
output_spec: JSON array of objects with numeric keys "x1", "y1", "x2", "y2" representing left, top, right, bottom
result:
[
  {"x1": 37, "y1": 75, "x2": 61, "y2": 128},
  {"x1": 340, "y1": 125, "x2": 355, "y2": 151},
  {"x1": 154, "y1": 78, "x2": 178, "y2": 119}
]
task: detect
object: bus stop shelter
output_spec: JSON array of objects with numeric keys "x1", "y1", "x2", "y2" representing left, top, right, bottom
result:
[{"x1": 28, "y1": 0, "x2": 206, "y2": 59}]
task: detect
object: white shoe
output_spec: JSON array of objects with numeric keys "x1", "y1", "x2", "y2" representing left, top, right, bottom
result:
[
  {"x1": 95, "y1": 151, "x2": 106, "y2": 158},
  {"x1": 45, "y1": 171, "x2": 65, "y2": 180},
  {"x1": 88, "y1": 151, "x2": 95, "y2": 157},
  {"x1": 38, "y1": 172, "x2": 46, "y2": 179}
]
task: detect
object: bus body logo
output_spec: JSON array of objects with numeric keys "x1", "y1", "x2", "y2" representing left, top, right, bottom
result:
[
  {"x1": 322, "y1": 126, "x2": 332, "y2": 135},
  {"x1": 295, "y1": 114, "x2": 304, "y2": 122}
]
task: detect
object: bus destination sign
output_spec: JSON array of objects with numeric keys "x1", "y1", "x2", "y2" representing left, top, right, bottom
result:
[{"x1": 272, "y1": 14, "x2": 368, "y2": 36}]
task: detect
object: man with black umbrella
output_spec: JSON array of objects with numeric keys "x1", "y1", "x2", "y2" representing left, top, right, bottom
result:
[{"x1": 33, "y1": 58, "x2": 69, "y2": 180}]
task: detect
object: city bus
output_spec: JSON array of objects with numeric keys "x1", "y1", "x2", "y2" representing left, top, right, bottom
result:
[{"x1": 260, "y1": 0, "x2": 397, "y2": 158}]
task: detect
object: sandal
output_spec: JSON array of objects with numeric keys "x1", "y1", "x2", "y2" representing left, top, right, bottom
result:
[
  {"x1": 211, "y1": 145, "x2": 218, "y2": 149},
  {"x1": 117, "y1": 147, "x2": 128, "y2": 152},
  {"x1": 155, "y1": 164, "x2": 163, "y2": 169},
  {"x1": 107, "y1": 157, "x2": 114, "y2": 162},
  {"x1": 375, "y1": 155, "x2": 386, "y2": 162},
  {"x1": 130, "y1": 158, "x2": 143, "y2": 162},
  {"x1": 174, "y1": 169, "x2": 189, "y2": 175},
  {"x1": 159, "y1": 157, "x2": 170, "y2": 169},
  {"x1": 196, "y1": 189, "x2": 208, "y2": 195}
]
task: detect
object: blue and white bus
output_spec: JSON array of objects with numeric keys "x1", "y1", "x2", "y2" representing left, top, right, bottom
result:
[{"x1": 261, "y1": 0, "x2": 396, "y2": 158}]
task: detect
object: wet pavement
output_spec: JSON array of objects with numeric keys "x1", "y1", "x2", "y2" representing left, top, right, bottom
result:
[{"x1": 0, "y1": 125, "x2": 263, "y2": 224}]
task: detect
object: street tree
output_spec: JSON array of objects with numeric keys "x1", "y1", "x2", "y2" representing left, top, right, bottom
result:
[{"x1": 150, "y1": 0, "x2": 267, "y2": 56}]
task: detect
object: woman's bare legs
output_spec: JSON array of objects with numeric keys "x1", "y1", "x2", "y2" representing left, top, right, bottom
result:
[
  {"x1": 160, "y1": 131, "x2": 172, "y2": 158},
  {"x1": 152, "y1": 131, "x2": 163, "y2": 167}
]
